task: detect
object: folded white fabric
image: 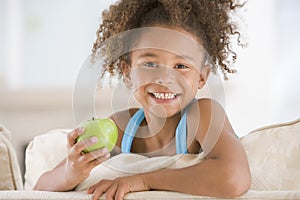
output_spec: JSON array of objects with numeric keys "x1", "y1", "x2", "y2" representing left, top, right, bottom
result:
[
  {"x1": 76, "y1": 153, "x2": 205, "y2": 191},
  {"x1": 24, "y1": 130, "x2": 204, "y2": 190}
]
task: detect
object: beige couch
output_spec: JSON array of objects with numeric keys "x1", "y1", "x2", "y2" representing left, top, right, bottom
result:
[{"x1": 1, "y1": 118, "x2": 300, "y2": 199}]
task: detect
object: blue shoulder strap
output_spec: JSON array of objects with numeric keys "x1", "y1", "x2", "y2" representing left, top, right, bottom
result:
[
  {"x1": 176, "y1": 110, "x2": 188, "y2": 154},
  {"x1": 176, "y1": 98, "x2": 198, "y2": 154},
  {"x1": 121, "y1": 109, "x2": 145, "y2": 153}
]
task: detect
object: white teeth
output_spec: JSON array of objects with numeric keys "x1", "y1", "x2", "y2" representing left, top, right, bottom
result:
[{"x1": 152, "y1": 92, "x2": 176, "y2": 100}]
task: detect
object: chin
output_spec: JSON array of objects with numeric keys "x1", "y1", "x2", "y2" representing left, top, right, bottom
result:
[{"x1": 146, "y1": 103, "x2": 183, "y2": 119}]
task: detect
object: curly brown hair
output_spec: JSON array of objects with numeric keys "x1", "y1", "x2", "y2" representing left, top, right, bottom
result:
[{"x1": 92, "y1": 0, "x2": 244, "y2": 81}]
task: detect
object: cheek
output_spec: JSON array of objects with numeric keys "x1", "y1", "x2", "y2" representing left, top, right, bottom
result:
[
  {"x1": 130, "y1": 68, "x2": 152, "y2": 88},
  {"x1": 134, "y1": 87, "x2": 145, "y2": 100},
  {"x1": 180, "y1": 73, "x2": 200, "y2": 93}
]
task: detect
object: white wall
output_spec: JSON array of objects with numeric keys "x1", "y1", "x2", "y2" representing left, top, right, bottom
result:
[
  {"x1": 223, "y1": 0, "x2": 278, "y2": 135},
  {"x1": 224, "y1": 0, "x2": 300, "y2": 136},
  {"x1": 275, "y1": 0, "x2": 300, "y2": 121},
  {"x1": 0, "y1": 0, "x2": 116, "y2": 89}
]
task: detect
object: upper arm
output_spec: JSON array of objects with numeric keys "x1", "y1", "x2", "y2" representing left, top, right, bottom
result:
[
  {"x1": 194, "y1": 98, "x2": 251, "y2": 189},
  {"x1": 195, "y1": 99, "x2": 247, "y2": 162}
]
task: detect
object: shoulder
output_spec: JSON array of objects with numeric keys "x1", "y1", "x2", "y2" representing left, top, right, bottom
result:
[
  {"x1": 108, "y1": 108, "x2": 140, "y2": 154},
  {"x1": 110, "y1": 108, "x2": 140, "y2": 128},
  {"x1": 189, "y1": 98, "x2": 235, "y2": 145},
  {"x1": 195, "y1": 98, "x2": 225, "y2": 113},
  {"x1": 188, "y1": 98, "x2": 226, "y2": 126}
]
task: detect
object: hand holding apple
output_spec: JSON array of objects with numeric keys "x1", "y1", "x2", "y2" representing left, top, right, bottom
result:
[{"x1": 76, "y1": 117, "x2": 118, "y2": 153}]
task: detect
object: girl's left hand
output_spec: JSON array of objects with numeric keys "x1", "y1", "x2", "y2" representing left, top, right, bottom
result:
[{"x1": 87, "y1": 175, "x2": 150, "y2": 200}]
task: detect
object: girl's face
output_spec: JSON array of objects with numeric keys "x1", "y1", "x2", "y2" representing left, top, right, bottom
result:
[{"x1": 124, "y1": 27, "x2": 210, "y2": 118}]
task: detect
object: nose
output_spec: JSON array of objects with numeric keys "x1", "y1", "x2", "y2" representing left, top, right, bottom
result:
[
  {"x1": 156, "y1": 79, "x2": 172, "y2": 85},
  {"x1": 154, "y1": 65, "x2": 174, "y2": 85}
]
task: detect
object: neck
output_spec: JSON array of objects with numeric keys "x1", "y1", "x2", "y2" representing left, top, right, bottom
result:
[{"x1": 136, "y1": 109, "x2": 182, "y2": 140}]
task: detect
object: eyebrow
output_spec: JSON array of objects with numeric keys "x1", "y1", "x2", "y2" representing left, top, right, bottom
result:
[
  {"x1": 137, "y1": 52, "x2": 196, "y2": 63},
  {"x1": 175, "y1": 54, "x2": 196, "y2": 64},
  {"x1": 137, "y1": 53, "x2": 158, "y2": 59}
]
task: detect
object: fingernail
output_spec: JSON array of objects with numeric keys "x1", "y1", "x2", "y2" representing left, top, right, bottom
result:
[
  {"x1": 102, "y1": 148, "x2": 108, "y2": 153},
  {"x1": 78, "y1": 127, "x2": 84, "y2": 133},
  {"x1": 90, "y1": 137, "x2": 98, "y2": 143}
]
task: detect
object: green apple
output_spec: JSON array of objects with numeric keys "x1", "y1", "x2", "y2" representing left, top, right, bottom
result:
[{"x1": 76, "y1": 117, "x2": 118, "y2": 153}]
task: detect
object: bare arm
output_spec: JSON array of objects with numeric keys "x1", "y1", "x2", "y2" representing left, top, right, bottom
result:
[
  {"x1": 143, "y1": 131, "x2": 250, "y2": 197},
  {"x1": 33, "y1": 159, "x2": 74, "y2": 191},
  {"x1": 33, "y1": 128, "x2": 111, "y2": 191},
  {"x1": 143, "y1": 99, "x2": 251, "y2": 197}
]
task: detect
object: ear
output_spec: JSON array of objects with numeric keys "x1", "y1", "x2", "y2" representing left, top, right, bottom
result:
[
  {"x1": 198, "y1": 65, "x2": 210, "y2": 89},
  {"x1": 121, "y1": 61, "x2": 132, "y2": 87}
]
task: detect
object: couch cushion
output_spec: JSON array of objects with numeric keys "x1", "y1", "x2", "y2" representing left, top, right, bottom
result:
[
  {"x1": 0, "y1": 125, "x2": 23, "y2": 190},
  {"x1": 240, "y1": 118, "x2": 300, "y2": 190}
]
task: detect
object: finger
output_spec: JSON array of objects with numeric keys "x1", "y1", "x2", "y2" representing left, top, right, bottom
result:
[
  {"x1": 79, "y1": 148, "x2": 109, "y2": 163},
  {"x1": 92, "y1": 181, "x2": 111, "y2": 200},
  {"x1": 67, "y1": 127, "x2": 85, "y2": 148},
  {"x1": 87, "y1": 180, "x2": 107, "y2": 194},
  {"x1": 71, "y1": 137, "x2": 98, "y2": 155},
  {"x1": 115, "y1": 186, "x2": 126, "y2": 200},
  {"x1": 91, "y1": 153, "x2": 110, "y2": 166},
  {"x1": 87, "y1": 184, "x2": 96, "y2": 194},
  {"x1": 78, "y1": 153, "x2": 110, "y2": 168},
  {"x1": 92, "y1": 189, "x2": 105, "y2": 200},
  {"x1": 105, "y1": 183, "x2": 118, "y2": 200},
  {"x1": 83, "y1": 153, "x2": 110, "y2": 171}
]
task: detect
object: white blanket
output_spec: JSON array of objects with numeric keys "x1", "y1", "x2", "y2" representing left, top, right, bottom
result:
[
  {"x1": 76, "y1": 153, "x2": 205, "y2": 191},
  {"x1": 25, "y1": 130, "x2": 206, "y2": 191}
]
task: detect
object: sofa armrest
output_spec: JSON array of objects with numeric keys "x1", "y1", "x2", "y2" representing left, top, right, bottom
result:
[{"x1": 0, "y1": 125, "x2": 23, "y2": 190}]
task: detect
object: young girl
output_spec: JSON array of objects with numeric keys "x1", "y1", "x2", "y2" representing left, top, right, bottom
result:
[{"x1": 34, "y1": 0, "x2": 251, "y2": 199}]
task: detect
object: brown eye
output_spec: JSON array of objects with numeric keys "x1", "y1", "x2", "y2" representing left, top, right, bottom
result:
[{"x1": 174, "y1": 64, "x2": 188, "y2": 69}]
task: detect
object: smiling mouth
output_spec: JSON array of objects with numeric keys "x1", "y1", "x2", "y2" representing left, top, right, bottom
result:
[{"x1": 149, "y1": 92, "x2": 179, "y2": 100}]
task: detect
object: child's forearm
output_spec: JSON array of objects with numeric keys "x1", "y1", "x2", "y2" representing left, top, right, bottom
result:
[
  {"x1": 142, "y1": 158, "x2": 250, "y2": 198},
  {"x1": 33, "y1": 167, "x2": 77, "y2": 192}
]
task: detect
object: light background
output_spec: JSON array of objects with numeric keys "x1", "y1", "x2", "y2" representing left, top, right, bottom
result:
[{"x1": 0, "y1": 0, "x2": 300, "y2": 175}]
